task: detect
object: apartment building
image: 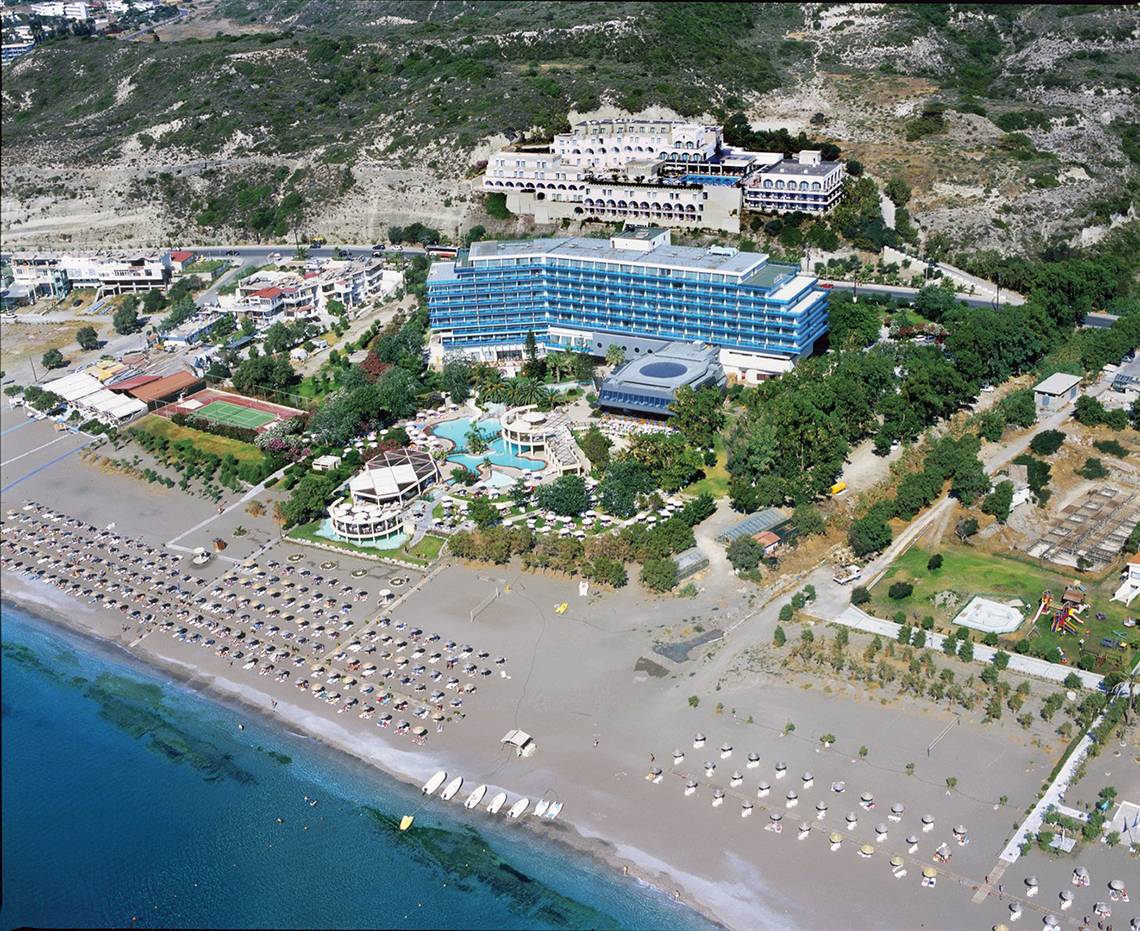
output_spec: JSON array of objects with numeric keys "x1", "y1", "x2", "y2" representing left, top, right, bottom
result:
[
  {"x1": 8, "y1": 251, "x2": 171, "y2": 299},
  {"x1": 743, "y1": 151, "x2": 846, "y2": 214},
  {"x1": 30, "y1": 1, "x2": 88, "y2": 18},
  {"x1": 1, "y1": 36, "x2": 35, "y2": 61},
  {"x1": 484, "y1": 118, "x2": 845, "y2": 232},
  {"x1": 218, "y1": 260, "x2": 402, "y2": 327},
  {"x1": 427, "y1": 228, "x2": 829, "y2": 379}
]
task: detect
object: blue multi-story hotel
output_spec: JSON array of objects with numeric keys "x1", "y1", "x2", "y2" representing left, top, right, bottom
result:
[{"x1": 426, "y1": 228, "x2": 829, "y2": 381}]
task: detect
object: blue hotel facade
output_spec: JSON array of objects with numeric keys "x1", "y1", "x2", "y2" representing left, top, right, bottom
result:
[{"x1": 426, "y1": 228, "x2": 829, "y2": 379}]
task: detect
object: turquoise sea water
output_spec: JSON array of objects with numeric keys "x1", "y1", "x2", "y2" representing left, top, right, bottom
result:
[
  {"x1": 0, "y1": 603, "x2": 711, "y2": 930},
  {"x1": 432, "y1": 417, "x2": 545, "y2": 472}
]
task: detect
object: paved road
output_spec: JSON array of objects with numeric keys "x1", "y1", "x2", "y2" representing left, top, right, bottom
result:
[{"x1": 820, "y1": 279, "x2": 1021, "y2": 310}]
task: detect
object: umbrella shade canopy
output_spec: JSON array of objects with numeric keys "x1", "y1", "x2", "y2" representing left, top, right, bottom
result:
[
  {"x1": 829, "y1": 832, "x2": 843, "y2": 843},
  {"x1": 803, "y1": 771, "x2": 814, "y2": 781},
  {"x1": 799, "y1": 822, "x2": 811, "y2": 833},
  {"x1": 921, "y1": 814, "x2": 934, "y2": 824},
  {"x1": 1108, "y1": 879, "x2": 1124, "y2": 891},
  {"x1": 890, "y1": 856, "x2": 904, "y2": 867},
  {"x1": 1044, "y1": 918, "x2": 1059, "y2": 929},
  {"x1": 721, "y1": 743, "x2": 732, "y2": 752},
  {"x1": 891, "y1": 803, "x2": 904, "y2": 814},
  {"x1": 954, "y1": 824, "x2": 967, "y2": 835},
  {"x1": 758, "y1": 781, "x2": 771, "y2": 790},
  {"x1": 816, "y1": 801, "x2": 829, "y2": 811},
  {"x1": 649, "y1": 767, "x2": 663, "y2": 776},
  {"x1": 923, "y1": 868, "x2": 937, "y2": 878},
  {"x1": 1026, "y1": 876, "x2": 1039, "y2": 887},
  {"x1": 1074, "y1": 867, "x2": 1090, "y2": 879},
  {"x1": 875, "y1": 823, "x2": 888, "y2": 834},
  {"x1": 994, "y1": 924, "x2": 1010, "y2": 931},
  {"x1": 906, "y1": 835, "x2": 918, "y2": 845},
  {"x1": 769, "y1": 812, "x2": 783, "y2": 822},
  {"x1": 1094, "y1": 902, "x2": 1110, "y2": 915},
  {"x1": 713, "y1": 789, "x2": 726, "y2": 798},
  {"x1": 787, "y1": 791, "x2": 798, "y2": 799},
  {"x1": 846, "y1": 813, "x2": 858, "y2": 823},
  {"x1": 861, "y1": 792, "x2": 874, "y2": 802},
  {"x1": 748, "y1": 752, "x2": 760, "y2": 762},
  {"x1": 1060, "y1": 891, "x2": 1073, "y2": 901},
  {"x1": 859, "y1": 844, "x2": 875, "y2": 855},
  {"x1": 775, "y1": 761, "x2": 787, "y2": 771}
]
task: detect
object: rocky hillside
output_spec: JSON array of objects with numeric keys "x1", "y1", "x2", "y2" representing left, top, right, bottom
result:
[{"x1": 1, "y1": 2, "x2": 1136, "y2": 254}]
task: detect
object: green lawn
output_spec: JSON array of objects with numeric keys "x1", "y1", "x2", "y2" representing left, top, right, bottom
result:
[
  {"x1": 404, "y1": 534, "x2": 445, "y2": 563},
  {"x1": 871, "y1": 544, "x2": 1136, "y2": 672},
  {"x1": 134, "y1": 416, "x2": 267, "y2": 465},
  {"x1": 288, "y1": 522, "x2": 446, "y2": 567},
  {"x1": 684, "y1": 436, "x2": 730, "y2": 499}
]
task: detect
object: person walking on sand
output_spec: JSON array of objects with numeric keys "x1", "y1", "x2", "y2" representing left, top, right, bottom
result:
[
  {"x1": 650, "y1": 753, "x2": 655, "y2": 765},
  {"x1": 593, "y1": 736, "x2": 599, "y2": 748}
]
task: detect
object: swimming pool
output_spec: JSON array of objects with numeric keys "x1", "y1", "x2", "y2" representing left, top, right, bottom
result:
[
  {"x1": 431, "y1": 417, "x2": 544, "y2": 472},
  {"x1": 678, "y1": 174, "x2": 739, "y2": 186}
]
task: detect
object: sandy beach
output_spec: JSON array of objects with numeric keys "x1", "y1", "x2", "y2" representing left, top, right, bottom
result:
[{"x1": 3, "y1": 400, "x2": 1136, "y2": 930}]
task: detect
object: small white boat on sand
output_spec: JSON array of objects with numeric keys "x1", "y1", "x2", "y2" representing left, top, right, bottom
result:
[
  {"x1": 534, "y1": 799, "x2": 551, "y2": 817},
  {"x1": 544, "y1": 801, "x2": 563, "y2": 820},
  {"x1": 487, "y1": 792, "x2": 507, "y2": 814},
  {"x1": 422, "y1": 771, "x2": 447, "y2": 796},
  {"x1": 507, "y1": 798, "x2": 530, "y2": 819},
  {"x1": 440, "y1": 776, "x2": 463, "y2": 801},
  {"x1": 465, "y1": 784, "x2": 487, "y2": 809}
]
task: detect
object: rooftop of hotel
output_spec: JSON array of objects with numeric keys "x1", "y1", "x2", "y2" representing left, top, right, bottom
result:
[
  {"x1": 456, "y1": 235, "x2": 775, "y2": 277},
  {"x1": 759, "y1": 158, "x2": 843, "y2": 178}
]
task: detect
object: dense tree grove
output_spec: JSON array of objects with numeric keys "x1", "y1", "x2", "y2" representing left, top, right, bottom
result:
[{"x1": 727, "y1": 240, "x2": 1138, "y2": 513}]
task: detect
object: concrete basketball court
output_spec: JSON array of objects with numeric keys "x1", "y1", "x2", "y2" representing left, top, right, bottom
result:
[{"x1": 954, "y1": 595, "x2": 1025, "y2": 633}]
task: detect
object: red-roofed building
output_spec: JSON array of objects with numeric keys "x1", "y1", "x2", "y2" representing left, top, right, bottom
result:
[
  {"x1": 169, "y1": 250, "x2": 196, "y2": 273},
  {"x1": 107, "y1": 374, "x2": 161, "y2": 393}
]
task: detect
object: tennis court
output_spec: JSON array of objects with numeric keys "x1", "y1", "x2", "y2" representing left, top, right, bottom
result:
[{"x1": 196, "y1": 400, "x2": 277, "y2": 429}]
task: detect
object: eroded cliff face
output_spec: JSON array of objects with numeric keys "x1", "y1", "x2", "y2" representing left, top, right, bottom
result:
[{"x1": 2, "y1": 2, "x2": 1136, "y2": 252}]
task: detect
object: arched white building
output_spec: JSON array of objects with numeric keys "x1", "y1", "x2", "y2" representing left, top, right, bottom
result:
[
  {"x1": 328, "y1": 447, "x2": 440, "y2": 544},
  {"x1": 499, "y1": 406, "x2": 589, "y2": 476}
]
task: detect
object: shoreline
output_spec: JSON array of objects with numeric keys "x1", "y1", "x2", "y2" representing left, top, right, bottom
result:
[{"x1": 0, "y1": 580, "x2": 727, "y2": 930}]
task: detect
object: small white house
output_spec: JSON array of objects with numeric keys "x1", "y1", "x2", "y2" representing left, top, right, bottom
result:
[
  {"x1": 1033, "y1": 373, "x2": 1081, "y2": 412},
  {"x1": 312, "y1": 454, "x2": 342, "y2": 473},
  {"x1": 1112, "y1": 553, "x2": 1140, "y2": 605}
]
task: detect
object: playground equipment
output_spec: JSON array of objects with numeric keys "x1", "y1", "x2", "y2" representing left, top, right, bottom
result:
[
  {"x1": 1037, "y1": 586, "x2": 1090, "y2": 635},
  {"x1": 1031, "y1": 590, "x2": 1054, "y2": 627},
  {"x1": 1052, "y1": 603, "x2": 1086, "y2": 635}
]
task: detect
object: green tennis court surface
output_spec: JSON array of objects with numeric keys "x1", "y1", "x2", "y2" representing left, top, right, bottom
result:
[{"x1": 196, "y1": 400, "x2": 276, "y2": 429}]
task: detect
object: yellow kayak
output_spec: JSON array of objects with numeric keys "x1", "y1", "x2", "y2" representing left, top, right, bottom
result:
[{"x1": 399, "y1": 815, "x2": 414, "y2": 832}]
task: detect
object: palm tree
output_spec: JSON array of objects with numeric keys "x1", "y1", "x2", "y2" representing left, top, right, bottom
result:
[
  {"x1": 478, "y1": 379, "x2": 513, "y2": 405},
  {"x1": 605, "y1": 345, "x2": 626, "y2": 368},
  {"x1": 509, "y1": 377, "x2": 551, "y2": 407},
  {"x1": 547, "y1": 351, "x2": 575, "y2": 381}
]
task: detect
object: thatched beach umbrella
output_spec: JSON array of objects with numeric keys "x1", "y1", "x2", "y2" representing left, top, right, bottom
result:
[
  {"x1": 712, "y1": 789, "x2": 726, "y2": 807},
  {"x1": 672, "y1": 749, "x2": 685, "y2": 764},
  {"x1": 720, "y1": 742, "x2": 733, "y2": 758},
  {"x1": 786, "y1": 790, "x2": 799, "y2": 807},
  {"x1": 730, "y1": 771, "x2": 743, "y2": 787},
  {"x1": 775, "y1": 761, "x2": 787, "y2": 777},
  {"x1": 741, "y1": 801, "x2": 754, "y2": 818},
  {"x1": 769, "y1": 811, "x2": 783, "y2": 823},
  {"x1": 890, "y1": 802, "x2": 904, "y2": 820},
  {"x1": 693, "y1": 733, "x2": 706, "y2": 748},
  {"x1": 747, "y1": 752, "x2": 760, "y2": 768},
  {"x1": 815, "y1": 800, "x2": 828, "y2": 818},
  {"x1": 685, "y1": 779, "x2": 698, "y2": 796},
  {"x1": 845, "y1": 812, "x2": 858, "y2": 827},
  {"x1": 874, "y1": 823, "x2": 888, "y2": 841},
  {"x1": 757, "y1": 781, "x2": 771, "y2": 797},
  {"x1": 906, "y1": 834, "x2": 919, "y2": 852},
  {"x1": 921, "y1": 813, "x2": 934, "y2": 831},
  {"x1": 802, "y1": 771, "x2": 814, "y2": 787}
]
